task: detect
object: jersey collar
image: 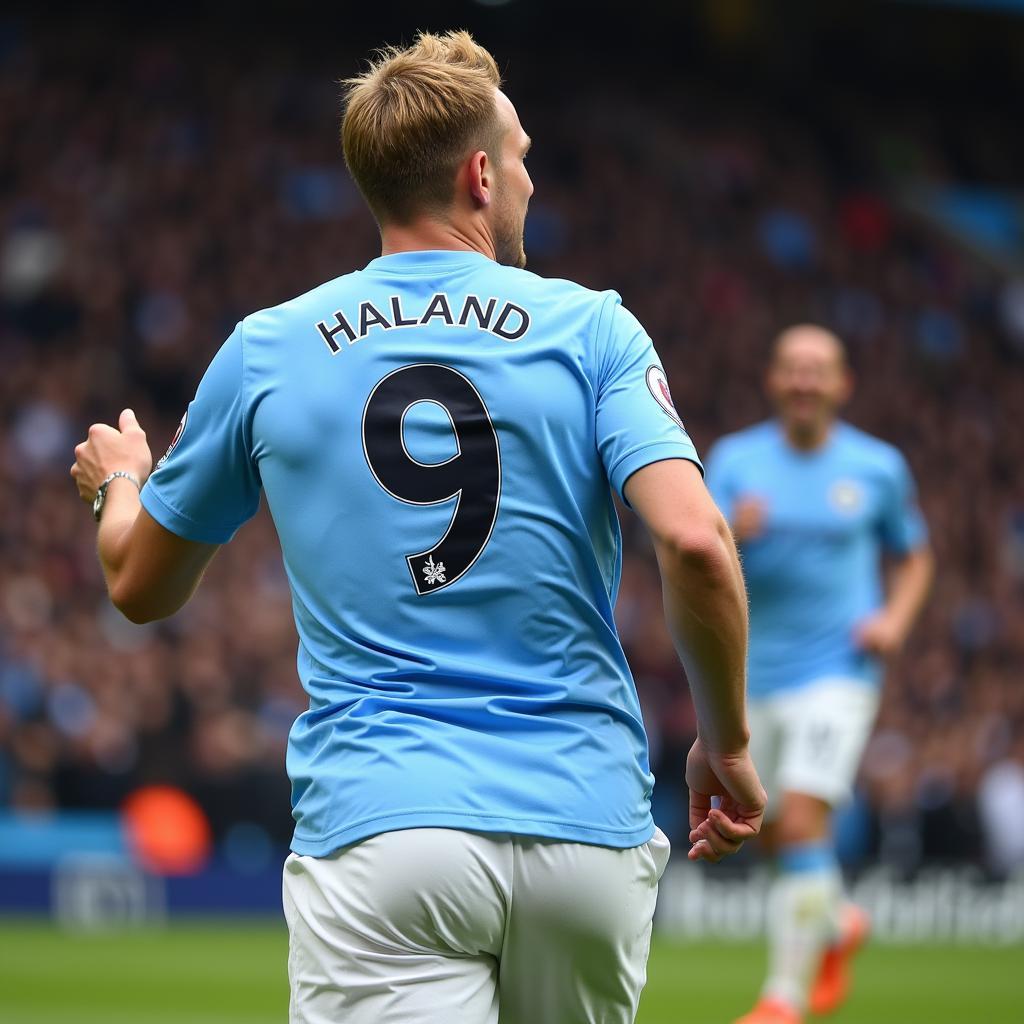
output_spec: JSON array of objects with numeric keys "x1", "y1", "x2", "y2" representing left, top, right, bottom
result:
[{"x1": 364, "y1": 249, "x2": 494, "y2": 274}]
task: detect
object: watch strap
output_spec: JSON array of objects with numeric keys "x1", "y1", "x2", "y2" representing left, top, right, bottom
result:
[{"x1": 93, "y1": 471, "x2": 142, "y2": 522}]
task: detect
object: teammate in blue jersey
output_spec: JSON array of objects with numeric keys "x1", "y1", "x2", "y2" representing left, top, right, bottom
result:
[
  {"x1": 706, "y1": 325, "x2": 933, "y2": 1024},
  {"x1": 70, "y1": 31, "x2": 765, "y2": 1024}
]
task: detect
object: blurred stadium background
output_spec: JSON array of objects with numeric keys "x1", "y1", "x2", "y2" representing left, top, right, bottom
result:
[{"x1": 1, "y1": 1, "x2": 1022, "y2": 1021}]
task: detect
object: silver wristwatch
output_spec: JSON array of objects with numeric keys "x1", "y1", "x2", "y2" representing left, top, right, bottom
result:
[{"x1": 93, "y1": 471, "x2": 142, "y2": 522}]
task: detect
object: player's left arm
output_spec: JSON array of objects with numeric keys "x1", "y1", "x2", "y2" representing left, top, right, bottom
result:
[
  {"x1": 72, "y1": 409, "x2": 219, "y2": 623},
  {"x1": 856, "y1": 545, "x2": 934, "y2": 656},
  {"x1": 855, "y1": 451, "x2": 934, "y2": 657}
]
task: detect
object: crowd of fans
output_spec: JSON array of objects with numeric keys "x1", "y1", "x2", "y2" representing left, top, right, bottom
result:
[{"x1": 1, "y1": 23, "x2": 1021, "y2": 876}]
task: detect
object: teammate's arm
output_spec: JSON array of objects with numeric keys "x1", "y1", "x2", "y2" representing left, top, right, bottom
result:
[
  {"x1": 855, "y1": 544, "x2": 934, "y2": 656},
  {"x1": 856, "y1": 450, "x2": 934, "y2": 656},
  {"x1": 72, "y1": 408, "x2": 219, "y2": 623},
  {"x1": 704, "y1": 440, "x2": 766, "y2": 543},
  {"x1": 625, "y1": 458, "x2": 766, "y2": 863}
]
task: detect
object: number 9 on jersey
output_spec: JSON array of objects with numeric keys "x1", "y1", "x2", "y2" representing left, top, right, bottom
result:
[{"x1": 362, "y1": 363, "x2": 501, "y2": 595}]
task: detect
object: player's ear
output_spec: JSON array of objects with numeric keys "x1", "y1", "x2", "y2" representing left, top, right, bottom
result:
[{"x1": 467, "y1": 150, "x2": 491, "y2": 208}]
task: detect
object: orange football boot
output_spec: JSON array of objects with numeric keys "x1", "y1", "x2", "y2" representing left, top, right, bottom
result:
[
  {"x1": 733, "y1": 997, "x2": 803, "y2": 1024},
  {"x1": 809, "y1": 903, "x2": 871, "y2": 1015}
]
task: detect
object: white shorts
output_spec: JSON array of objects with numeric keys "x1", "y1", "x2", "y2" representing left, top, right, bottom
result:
[
  {"x1": 282, "y1": 826, "x2": 671, "y2": 1024},
  {"x1": 747, "y1": 678, "x2": 880, "y2": 820}
]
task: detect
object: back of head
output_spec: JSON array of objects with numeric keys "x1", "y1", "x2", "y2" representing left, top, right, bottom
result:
[{"x1": 341, "y1": 31, "x2": 502, "y2": 226}]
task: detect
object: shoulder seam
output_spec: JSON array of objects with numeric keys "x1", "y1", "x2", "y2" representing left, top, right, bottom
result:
[{"x1": 591, "y1": 290, "x2": 620, "y2": 385}]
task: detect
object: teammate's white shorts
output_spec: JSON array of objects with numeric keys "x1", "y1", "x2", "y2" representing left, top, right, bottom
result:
[
  {"x1": 747, "y1": 678, "x2": 880, "y2": 819},
  {"x1": 283, "y1": 826, "x2": 671, "y2": 1024}
]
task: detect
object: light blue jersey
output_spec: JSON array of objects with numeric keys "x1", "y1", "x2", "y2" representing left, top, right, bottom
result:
[
  {"x1": 705, "y1": 420, "x2": 927, "y2": 699},
  {"x1": 142, "y1": 249, "x2": 701, "y2": 855}
]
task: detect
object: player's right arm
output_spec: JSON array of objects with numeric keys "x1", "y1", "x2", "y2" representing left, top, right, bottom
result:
[
  {"x1": 72, "y1": 324, "x2": 260, "y2": 624},
  {"x1": 626, "y1": 460, "x2": 766, "y2": 863},
  {"x1": 71, "y1": 410, "x2": 220, "y2": 623}
]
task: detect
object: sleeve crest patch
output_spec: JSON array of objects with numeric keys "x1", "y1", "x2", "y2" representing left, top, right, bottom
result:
[
  {"x1": 645, "y1": 365, "x2": 686, "y2": 431},
  {"x1": 156, "y1": 410, "x2": 188, "y2": 467}
]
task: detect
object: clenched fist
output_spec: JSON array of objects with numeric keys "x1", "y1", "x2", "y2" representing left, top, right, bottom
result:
[
  {"x1": 71, "y1": 408, "x2": 153, "y2": 504},
  {"x1": 731, "y1": 495, "x2": 767, "y2": 543},
  {"x1": 853, "y1": 609, "x2": 907, "y2": 658},
  {"x1": 686, "y1": 738, "x2": 766, "y2": 864}
]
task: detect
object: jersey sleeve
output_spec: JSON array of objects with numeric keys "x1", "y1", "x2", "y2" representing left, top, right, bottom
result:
[
  {"x1": 140, "y1": 323, "x2": 261, "y2": 543},
  {"x1": 594, "y1": 297, "x2": 702, "y2": 502},
  {"x1": 878, "y1": 451, "x2": 928, "y2": 554}
]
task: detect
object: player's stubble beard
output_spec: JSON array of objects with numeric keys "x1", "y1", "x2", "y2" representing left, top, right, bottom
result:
[{"x1": 492, "y1": 175, "x2": 528, "y2": 270}]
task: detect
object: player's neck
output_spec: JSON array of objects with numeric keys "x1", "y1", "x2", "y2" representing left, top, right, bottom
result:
[
  {"x1": 782, "y1": 419, "x2": 834, "y2": 452},
  {"x1": 379, "y1": 217, "x2": 496, "y2": 262}
]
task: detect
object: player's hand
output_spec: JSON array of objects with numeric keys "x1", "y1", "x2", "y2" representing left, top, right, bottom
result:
[
  {"x1": 71, "y1": 409, "x2": 153, "y2": 503},
  {"x1": 731, "y1": 496, "x2": 767, "y2": 542},
  {"x1": 685, "y1": 738, "x2": 766, "y2": 864},
  {"x1": 854, "y1": 609, "x2": 906, "y2": 657}
]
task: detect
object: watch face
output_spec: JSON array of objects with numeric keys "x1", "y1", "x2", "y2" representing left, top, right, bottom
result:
[{"x1": 93, "y1": 487, "x2": 104, "y2": 520}]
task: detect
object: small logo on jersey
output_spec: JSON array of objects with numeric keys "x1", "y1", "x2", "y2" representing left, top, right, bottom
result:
[
  {"x1": 829, "y1": 479, "x2": 863, "y2": 514},
  {"x1": 156, "y1": 410, "x2": 188, "y2": 468},
  {"x1": 422, "y1": 555, "x2": 447, "y2": 586},
  {"x1": 645, "y1": 365, "x2": 687, "y2": 432}
]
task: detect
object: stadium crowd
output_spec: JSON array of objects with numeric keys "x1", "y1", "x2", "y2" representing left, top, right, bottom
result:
[{"x1": 1, "y1": 22, "x2": 1022, "y2": 876}]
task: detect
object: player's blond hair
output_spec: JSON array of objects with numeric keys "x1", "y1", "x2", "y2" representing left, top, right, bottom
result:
[{"x1": 341, "y1": 31, "x2": 503, "y2": 225}]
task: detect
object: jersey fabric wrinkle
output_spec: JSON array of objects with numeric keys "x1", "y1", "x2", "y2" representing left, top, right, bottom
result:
[
  {"x1": 141, "y1": 249, "x2": 702, "y2": 856},
  {"x1": 704, "y1": 419, "x2": 928, "y2": 699}
]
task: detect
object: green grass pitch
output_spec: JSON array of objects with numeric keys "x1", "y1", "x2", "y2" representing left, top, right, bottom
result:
[{"x1": 0, "y1": 920, "x2": 1019, "y2": 1022}]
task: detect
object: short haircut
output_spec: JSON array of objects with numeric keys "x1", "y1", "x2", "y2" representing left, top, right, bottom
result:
[
  {"x1": 771, "y1": 324, "x2": 848, "y2": 368},
  {"x1": 341, "y1": 31, "x2": 503, "y2": 225}
]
